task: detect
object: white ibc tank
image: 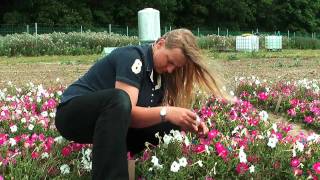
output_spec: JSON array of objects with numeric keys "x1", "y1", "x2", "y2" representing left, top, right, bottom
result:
[
  {"x1": 236, "y1": 35, "x2": 259, "y2": 52},
  {"x1": 138, "y1": 8, "x2": 161, "y2": 43},
  {"x1": 265, "y1": 35, "x2": 282, "y2": 50}
]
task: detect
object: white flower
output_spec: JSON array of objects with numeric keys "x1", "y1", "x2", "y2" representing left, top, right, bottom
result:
[
  {"x1": 9, "y1": 138, "x2": 16, "y2": 146},
  {"x1": 178, "y1": 157, "x2": 187, "y2": 167},
  {"x1": 41, "y1": 152, "x2": 49, "y2": 159},
  {"x1": 272, "y1": 123, "x2": 277, "y2": 132},
  {"x1": 163, "y1": 134, "x2": 172, "y2": 146},
  {"x1": 151, "y1": 156, "x2": 163, "y2": 169},
  {"x1": 60, "y1": 164, "x2": 70, "y2": 174},
  {"x1": 259, "y1": 110, "x2": 269, "y2": 122},
  {"x1": 81, "y1": 148, "x2": 92, "y2": 172},
  {"x1": 10, "y1": 125, "x2": 17, "y2": 133},
  {"x1": 295, "y1": 141, "x2": 304, "y2": 152},
  {"x1": 267, "y1": 135, "x2": 278, "y2": 148},
  {"x1": 28, "y1": 124, "x2": 34, "y2": 131},
  {"x1": 170, "y1": 161, "x2": 180, "y2": 172},
  {"x1": 21, "y1": 118, "x2": 26, "y2": 123},
  {"x1": 57, "y1": 91, "x2": 62, "y2": 96},
  {"x1": 171, "y1": 130, "x2": 183, "y2": 142},
  {"x1": 54, "y1": 136, "x2": 64, "y2": 144},
  {"x1": 131, "y1": 59, "x2": 142, "y2": 74},
  {"x1": 239, "y1": 146, "x2": 247, "y2": 163},
  {"x1": 249, "y1": 165, "x2": 255, "y2": 173},
  {"x1": 184, "y1": 136, "x2": 190, "y2": 146},
  {"x1": 49, "y1": 112, "x2": 56, "y2": 118},
  {"x1": 292, "y1": 148, "x2": 297, "y2": 157},
  {"x1": 196, "y1": 160, "x2": 203, "y2": 167},
  {"x1": 41, "y1": 111, "x2": 48, "y2": 117},
  {"x1": 229, "y1": 91, "x2": 235, "y2": 96}
]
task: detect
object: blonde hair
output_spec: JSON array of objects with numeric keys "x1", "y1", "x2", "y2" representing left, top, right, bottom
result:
[{"x1": 161, "y1": 28, "x2": 230, "y2": 107}]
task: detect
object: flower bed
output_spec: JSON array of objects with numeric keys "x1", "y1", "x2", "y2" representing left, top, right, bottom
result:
[{"x1": 0, "y1": 79, "x2": 319, "y2": 179}]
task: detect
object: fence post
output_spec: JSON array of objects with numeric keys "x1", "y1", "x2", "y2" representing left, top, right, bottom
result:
[
  {"x1": 169, "y1": 26, "x2": 172, "y2": 31},
  {"x1": 218, "y1": 27, "x2": 220, "y2": 36},
  {"x1": 126, "y1": 26, "x2": 129, "y2": 36},
  {"x1": 227, "y1": 28, "x2": 229, "y2": 37},
  {"x1": 81, "y1": 26, "x2": 83, "y2": 33},
  {"x1": 35, "y1": 23, "x2": 38, "y2": 36},
  {"x1": 256, "y1": 28, "x2": 259, "y2": 34},
  {"x1": 26, "y1": 25, "x2": 29, "y2": 34},
  {"x1": 165, "y1": 26, "x2": 167, "y2": 33},
  {"x1": 109, "y1": 24, "x2": 111, "y2": 34},
  {"x1": 197, "y1": 27, "x2": 200, "y2": 36},
  {"x1": 287, "y1": 30, "x2": 290, "y2": 39}
]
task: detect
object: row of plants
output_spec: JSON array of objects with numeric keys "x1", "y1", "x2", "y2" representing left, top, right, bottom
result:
[
  {"x1": 234, "y1": 77, "x2": 320, "y2": 131},
  {"x1": 0, "y1": 79, "x2": 319, "y2": 179},
  {"x1": 0, "y1": 32, "x2": 139, "y2": 56},
  {"x1": 0, "y1": 32, "x2": 320, "y2": 56}
]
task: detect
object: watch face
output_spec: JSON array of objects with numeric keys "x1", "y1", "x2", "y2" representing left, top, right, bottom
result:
[{"x1": 160, "y1": 107, "x2": 167, "y2": 116}]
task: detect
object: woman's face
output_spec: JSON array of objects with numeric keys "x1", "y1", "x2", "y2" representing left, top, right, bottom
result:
[{"x1": 152, "y1": 39, "x2": 187, "y2": 74}]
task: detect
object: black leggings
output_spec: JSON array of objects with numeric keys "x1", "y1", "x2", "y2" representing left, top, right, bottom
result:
[{"x1": 55, "y1": 89, "x2": 179, "y2": 180}]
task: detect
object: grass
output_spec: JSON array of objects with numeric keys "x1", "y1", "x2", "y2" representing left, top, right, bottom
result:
[
  {"x1": 0, "y1": 49, "x2": 319, "y2": 65},
  {"x1": 0, "y1": 54, "x2": 101, "y2": 65},
  {"x1": 207, "y1": 49, "x2": 320, "y2": 60}
]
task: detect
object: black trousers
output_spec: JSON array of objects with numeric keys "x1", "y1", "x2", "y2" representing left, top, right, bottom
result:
[{"x1": 55, "y1": 89, "x2": 179, "y2": 180}]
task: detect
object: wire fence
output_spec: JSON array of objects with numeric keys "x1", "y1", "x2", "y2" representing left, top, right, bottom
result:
[{"x1": 0, "y1": 23, "x2": 319, "y2": 39}]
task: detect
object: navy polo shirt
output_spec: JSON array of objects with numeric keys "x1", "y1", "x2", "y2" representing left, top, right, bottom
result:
[{"x1": 61, "y1": 45, "x2": 164, "y2": 107}]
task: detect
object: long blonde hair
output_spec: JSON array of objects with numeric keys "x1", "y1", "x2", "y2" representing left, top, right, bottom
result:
[{"x1": 161, "y1": 28, "x2": 230, "y2": 107}]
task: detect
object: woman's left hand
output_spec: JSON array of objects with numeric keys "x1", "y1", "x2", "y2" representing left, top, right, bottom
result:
[{"x1": 196, "y1": 122, "x2": 209, "y2": 136}]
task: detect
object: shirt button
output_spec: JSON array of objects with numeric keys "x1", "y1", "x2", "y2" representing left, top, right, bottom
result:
[
  {"x1": 152, "y1": 88, "x2": 155, "y2": 91},
  {"x1": 151, "y1": 94, "x2": 154, "y2": 97},
  {"x1": 151, "y1": 99, "x2": 153, "y2": 103}
]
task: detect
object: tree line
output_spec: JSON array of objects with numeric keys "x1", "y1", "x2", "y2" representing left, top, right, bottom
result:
[{"x1": 0, "y1": 0, "x2": 319, "y2": 33}]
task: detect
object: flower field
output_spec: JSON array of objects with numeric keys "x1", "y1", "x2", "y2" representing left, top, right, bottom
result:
[{"x1": 0, "y1": 77, "x2": 319, "y2": 179}]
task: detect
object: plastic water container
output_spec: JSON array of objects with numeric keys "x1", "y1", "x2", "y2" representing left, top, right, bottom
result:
[
  {"x1": 236, "y1": 35, "x2": 259, "y2": 52},
  {"x1": 265, "y1": 36, "x2": 282, "y2": 50},
  {"x1": 101, "y1": 47, "x2": 117, "y2": 56},
  {"x1": 138, "y1": 8, "x2": 161, "y2": 43}
]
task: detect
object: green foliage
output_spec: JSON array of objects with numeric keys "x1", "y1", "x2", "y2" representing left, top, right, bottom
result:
[
  {"x1": 0, "y1": 32, "x2": 139, "y2": 56},
  {"x1": 1, "y1": 0, "x2": 320, "y2": 33}
]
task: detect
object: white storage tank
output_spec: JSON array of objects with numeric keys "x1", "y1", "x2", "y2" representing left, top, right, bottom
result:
[
  {"x1": 265, "y1": 35, "x2": 282, "y2": 50},
  {"x1": 138, "y1": 8, "x2": 161, "y2": 44},
  {"x1": 236, "y1": 34, "x2": 259, "y2": 52}
]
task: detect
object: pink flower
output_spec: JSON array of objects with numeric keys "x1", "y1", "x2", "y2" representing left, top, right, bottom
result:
[
  {"x1": 207, "y1": 129, "x2": 219, "y2": 140},
  {"x1": 287, "y1": 108, "x2": 296, "y2": 117},
  {"x1": 31, "y1": 151, "x2": 39, "y2": 159},
  {"x1": 290, "y1": 158, "x2": 300, "y2": 167},
  {"x1": 61, "y1": 146, "x2": 72, "y2": 157},
  {"x1": 304, "y1": 116, "x2": 313, "y2": 124},
  {"x1": 258, "y1": 92, "x2": 268, "y2": 101},
  {"x1": 194, "y1": 144, "x2": 206, "y2": 154},
  {"x1": 236, "y1": 162, "x2": 249, "y2": 175},
  {"x1": 292, "y1": 168, "x2": 302, "y2": 176},
  {"x1": 313, "y1": 162, "x2": 320, "y2": 174}
]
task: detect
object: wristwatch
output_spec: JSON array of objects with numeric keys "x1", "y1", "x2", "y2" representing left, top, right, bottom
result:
[{"x1": 160, "y1": 107, "x2": 167, "y2": 122}]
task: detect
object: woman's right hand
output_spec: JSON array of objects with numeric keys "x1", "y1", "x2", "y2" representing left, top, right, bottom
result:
[{"x1": 165, "y1": 107, "x2": 199, "y2": 132}]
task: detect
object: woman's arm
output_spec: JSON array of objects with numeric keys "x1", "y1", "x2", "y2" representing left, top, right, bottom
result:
[{"x1": 115, "y1": 81, "x2": 202, "y2": 132}]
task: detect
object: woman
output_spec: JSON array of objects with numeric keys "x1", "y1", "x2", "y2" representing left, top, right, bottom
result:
[{"x1": 55, "y1": 28, "x2": 228, "y2": 179}]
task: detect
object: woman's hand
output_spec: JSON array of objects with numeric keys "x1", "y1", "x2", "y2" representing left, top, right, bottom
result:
[{"x1": 165, "y1": 107, "x2": 201, "y2": 133}]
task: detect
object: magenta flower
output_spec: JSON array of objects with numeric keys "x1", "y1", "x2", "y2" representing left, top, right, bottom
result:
[
  {"x1": 236, "y1": 162, "x2": 249, "y2": 175},
  {"x1": 258, "y1": 92, "x2": 268, "y2": 101},
  {"x1": 313, "y1": 162, "x2": 320, "y2": 174},
  {"x1": 31, "y1": 151, "x2": 39, "y2": 159},
  {"x1": 290, "y1": 158, "x2": 300, "y2": 167},
  {"x1": 207, "y1": 129, "x2": 219, "y2": 140},
  {"x1": 194, "y1": 144, "x2": 206, "y2": 154},
  {"x1": 304, "y1": 116, "x2": 313, "y2": 124},
  {"x1": 61, "y1": 146, "x2": 72, "y2": 157}
]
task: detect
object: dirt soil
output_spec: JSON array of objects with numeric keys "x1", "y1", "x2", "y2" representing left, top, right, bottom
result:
[{"x1": 0, "y1": 57, "x2": 318, "y2": 89}]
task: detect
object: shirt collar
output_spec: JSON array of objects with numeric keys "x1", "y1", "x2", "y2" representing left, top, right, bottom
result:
[{"x1": 141, "y1": 44, "x2": 161, "y2": 89}]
